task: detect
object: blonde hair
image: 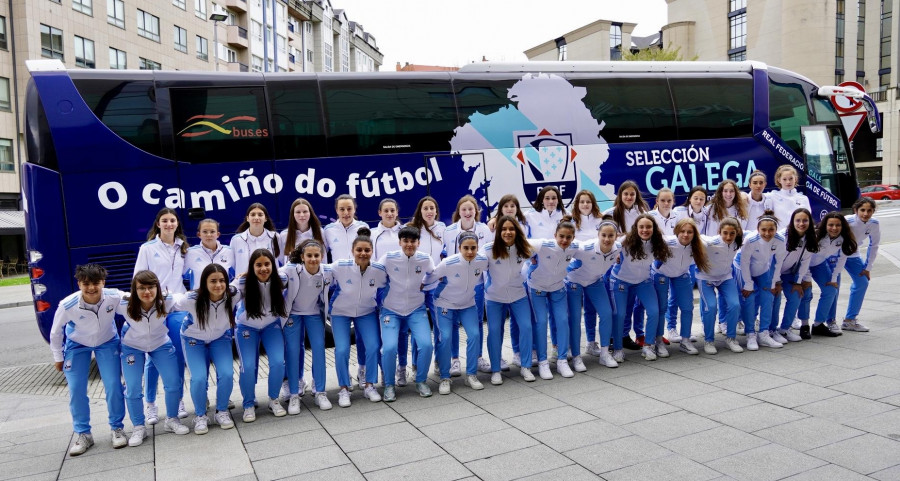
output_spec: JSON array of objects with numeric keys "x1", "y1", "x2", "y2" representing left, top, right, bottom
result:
[{"x1": 774, "y1": 165, "x2": 799, "y2": 189}]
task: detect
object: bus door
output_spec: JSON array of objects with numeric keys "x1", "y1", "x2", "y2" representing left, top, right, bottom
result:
[
  {"x1": 159, "y1": 75, "x2": 275, "y2": 236},
  {"x1": 800, "y1": 125, "x2": 856, "y2": 211}
]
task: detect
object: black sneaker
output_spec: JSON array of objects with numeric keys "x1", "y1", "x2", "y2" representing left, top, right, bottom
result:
[
  {"x1": 622, "y1": 336, "x2": 641, "y2": 350},
  {"x1": 811, "y1": 323, "x2": 839, "y2": 338},
  {"x1": 799, "y1": 325, "x2": 811, "y2": 340}
]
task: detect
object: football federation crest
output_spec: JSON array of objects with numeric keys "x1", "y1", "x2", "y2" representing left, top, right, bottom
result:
[{"x1": 516, "y1": 130, "x2": 578, "y2": 204}]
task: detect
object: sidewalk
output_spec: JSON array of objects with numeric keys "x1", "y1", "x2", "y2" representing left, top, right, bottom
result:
[{"x1": 2, "y1": 254, "x2": 900, "y2": 480}]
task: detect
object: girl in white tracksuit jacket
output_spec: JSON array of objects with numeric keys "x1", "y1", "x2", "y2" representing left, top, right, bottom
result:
[{"x1": 230, "y1": 203, "x2": 282, "y2": 278}]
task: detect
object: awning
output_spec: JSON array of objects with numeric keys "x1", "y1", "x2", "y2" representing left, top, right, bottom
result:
[{"x1": 0, "y1": 211, "x2": 25, "y2": 235}]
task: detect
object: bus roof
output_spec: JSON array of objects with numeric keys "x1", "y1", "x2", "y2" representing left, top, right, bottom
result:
[{"x1": 458, "y1": 61, "x2": 769, "y2": 74}]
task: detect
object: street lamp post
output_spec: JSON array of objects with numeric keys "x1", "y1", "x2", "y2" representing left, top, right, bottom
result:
[{"x1": 209, "y1": 13, "x2": 228, "y2": 71}]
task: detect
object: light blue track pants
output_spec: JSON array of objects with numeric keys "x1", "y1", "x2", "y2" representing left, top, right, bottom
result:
[{"x1": 63, "y1": 335, "x2": 125, "y2": 434}]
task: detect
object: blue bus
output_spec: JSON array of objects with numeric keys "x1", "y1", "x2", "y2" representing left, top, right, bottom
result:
[{"x1": 24, "y1": 59, "x2": 879, "y2": 341}]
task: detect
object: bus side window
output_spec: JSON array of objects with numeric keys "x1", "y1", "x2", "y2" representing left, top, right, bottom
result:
[
  {"x1": 668, "y1": 74, "x2": 754, "y2": 140},
  {"x1": 565, "y1": 75, "x2": 677, "y2": 144},
  {"x1": 71, "y1": 78, "x2": 162, "y2": 158},
  {"x1": 268, "y1": 79, "x2": 326, "y2": 159},
  {"x1": 453, "y1": 75, "x2": 521, "y2": 145},
  {"x1": 768, "y1": 75, "x2": 814, "y2": 153},
  {"x1": 321, "y1": 75, "x2": 457, "y2": 157}
]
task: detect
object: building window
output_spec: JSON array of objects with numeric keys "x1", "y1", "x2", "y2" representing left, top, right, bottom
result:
[
  {"x1": 109, "y1": 47, "x2": 126, "y2": 69},
  {"x1": 323, "y1": 43, "x2": 333, "y2": 72},
  {"x1": 252, "y1": 55, "x2": 262, "y2": 72},
  {"x1": 139, "y1": 57, "x2": 161, "y2": 70},
  {"x1": 226, "y1": 48, "x2": 237, "y2": 63},
  {"x1": 74, "y1": 36, "x2": 95, "y2": 68},
  {"x1": 252, "y1": 20, "x2": 262, "y2": 41},
  {"x1": 0, "y1": 16, "x2": 6, "y2": 50},
  {"x1": 73, "y1": 0, "x2": 92, "y2": 16},
  {"x1": 880, "y1": 0, "x2": 891, "y2": 87},
  {"x1": 174, "y1": 26, "x2": 188, "y2": 53},
  {"x1": 858, "y1": 0, "x2": 866, "y2": 83},
  {"x1": 836, "y1": 0, "x2": 845, "y2": 83},
  {"x1": 107, "y1": 0, "x2": 125, "y2": 29},
  {"x1": 278, "y1": 34, "x2": 286, "y2": 53},
  {"x1": 195, "y1": 0, "x2": 207, "y2": 19},
  {"x1": 0, "y1": 139, "x2": 13, "y2": 172},
  {"x1": 0, "y1": 77, "x2": 9, "y2": 111},
  {"x1": 40, "y1": 24, "x2": 64, "y2": 60},
  {"x1": 173, "y1": 0, "x2": 186, "y2": 9},
  {"x1": 137, "y1": 10, "x2": 161, "y2": 42},
  {"x1": 196, "y1": 36, "x2": 208, "y2": 60},
  {"x1": 610, "y1": 24, "x2": 622, "y2": 60},
  {"x1": 305, "y1": 22, "x2": 311, "y2": 33},
  {"x1": 728, "y1": 0, "x2": 747, "y2": 61},
  {"x1": 306, "y1": 49, "x2": 313, "y2": 62},
  {"x1": 556, "y1": 37, "x2": 567, "y2": 61}
]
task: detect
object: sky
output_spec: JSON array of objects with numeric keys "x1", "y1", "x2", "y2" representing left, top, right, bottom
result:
[{"x1": 329, "y1": 0, "x2": 669, "y2": 70}]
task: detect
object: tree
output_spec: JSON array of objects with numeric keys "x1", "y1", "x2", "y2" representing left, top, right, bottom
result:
[{"x1": 622, "y1": 43, "x2": 696, "y2": 61}]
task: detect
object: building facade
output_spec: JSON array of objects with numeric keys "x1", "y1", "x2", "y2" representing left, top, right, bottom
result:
[
  {"x1": 664, "y1": 0, "x2": 893, "y2": 185},
  {"x1": 524, "y1": 19, "x2": 639, "y2": 61}
]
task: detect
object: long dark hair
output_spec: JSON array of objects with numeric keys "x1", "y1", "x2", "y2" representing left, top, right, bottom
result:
[
  {"x1": 816, "y1": 212, "x2": 858, "y2": 256},
  {"x1": 195, "y1": 263, "x2": 236, "y2": 330},
  {"x1": 491, "y1": 215, "x2": 532, "y2": 260},
  {"x1": 236, "y1": 203, "x2": 280, "y2": 258},
  {"x1": 127, "y1": 270, "x2": 167, "y2": 321},
  {"x1": 243, "y1": 249, "x2": 286, "y2": 319},
  {"x1": 613, "y1": 180, "x2": 649, "y2": 232},
  {"x1": 492, "y1": 194, "x2": 528, "y2": 225},
  {"x1": 709, "y1": 179, "x2": 748, "y2": 222},
  {"x1": 408, "y1": 196, "x2": 441, "y2": 240},
  {"x1": 532, "y1": 186, "x2": 566, "y2": 214},
  {"x1": 718, "y1": 217, "x2": 745, "y2": 249},
  {"x1": 284, "y1": 198, "x2": 324, "y2": 259},
  {"x1": 622, "y1": 213, "x2": 670, "y2": 262},
  {"x1": 147, "y1": 207, "x2": 189, "y2": 255},
  {"x1": 786, "y1": 208, "x2": 819, "y2": 253},
  {"x1": 682, "y1": 185, "x2": 707, "y2": 209}
]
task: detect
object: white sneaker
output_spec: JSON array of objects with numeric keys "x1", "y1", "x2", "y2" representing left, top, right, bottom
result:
[
  {"x1": 612, "y1": 349, "x2": 625, "y2": 363},
  {"x1": 666, "y1": 328, "x2": 682, "y2": 343},
  {"x1": 165, "y1": 417, "x2": 190, "y2": 434},
  {"x1": 193, "y1": 415, "x2": 209, "y2": 434},
  {"x1": 439, "y1": 379, "x2": 452, "y2": 394},
  {"x1": 128, "y1": 425, "x2": 147, "y2": 447},
  {"x1": 791, "y1": 318, "x2": 801, "y2": 330},
  {"x1": 538, "y1": 360, "x2": 553, "y2": 380},
  {"x1": 780, "y1": 329, "x2": 803, "y2": 342},
  {"x1": 586, "y1": 342, "x2": 603, "y2": 357},
  {"x1": 572, "y1": 355, "x2": 587, "y2": 372},
  {"x1": 288, "y1": 395, "x2": 301, "y2": 415},
  {"x1": 111, "y1": 428, "x2": 127, "y2": 449},
  {"x1": 315, "y1": 392, "x2": 333, "y2": 410},
  {"x1": 689, "y1": 334, "x2": 698, "y2": 342},
  {"x1": 477, "y1": 357, "x2": 492, "y2": 373},
  {"x1": 557, "y1": 359, "x2": 575, "y2": 378},
  {"x1": 520, "y1": 367, "x2": 535, "y2": 382},
  {"x1": 704, "y1": 341, "x2": 718, "y2": 355},
  {"x1": 500, "y1": 358, "x2": 510, "y2": 372},
  {"x1": 279, "y1": 380, "x2": 290, "y2": 401},
  {"x1": 746, "y1": 332, "x2": 759, "y2": 351},
  {"x1": 599, "y1": 349, "x2": 619, "y2": 367},
  {"x1": 68, "y1": 433, "x2": 94, "y2": 456},
  {"x1": 725, "y1": 337, "x2": 744, "y2": 353},
  {"x1": 269, "y1": 398, "x2": 287, "y2": 417},
  {"x1": 243, "y1": 406, "x2": 256, "y2": 423},
  {"x1": 737, "y1": 321, "x2": 745, "y2": 335},
  {"x1": 842, "y1": 319, "x2": 870, "y2": 332},
  {"x1": 827, "y1": 321, "x2": 844, "y2": 335},
  {"x1": 771, "y1": 331, "x2": 789, "y2": 344},
  {"x1": 364, "y1": 385, "x2": 381, "y2": 402},
  {"x1": 449, "y1": 359, "x2": 462, "y2": 377},
  {"x1": 757, "y1": 331, "x2": 783, "y2": 348},
  {"x1": 491, "y1": 372, "x2": 503, "y2": 385},
  {"x1": 655, "y1": 340, "x2": 669, "y2": 358},
  {"x1": 357, "y1": 366, "x2": 366, "y2": 390},
  {"x1": 145, "y1": 402, "x2": 159, "y2": 425},
  {"x1": 512, "y1": 352, "x2": 522, "y2": 366},
  {"x1": 466, "y1": 375, "x2": 484, "y2": 390},
  {"x1": 213, "y1": 411, "x2": 234, "y2": 429},
  {"x1": 338, "y1": 389, "x2": 351, "y2": 407},
  {"x1": 396, "y1": 365, "x2": 408, "y2": 387},
  {"x1": 641, "y1": 345, "x2": 657, "y2": 361},
  {"x1": 177, "y1": 400, "x2": 188, "y2": 419},
  {"x1": 679, "y1": 339, "x2": 698, "y2": 355}
]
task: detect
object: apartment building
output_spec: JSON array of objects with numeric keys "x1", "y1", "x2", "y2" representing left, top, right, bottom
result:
[{"x1": 524, "y1": 18, "x2": 662, "y2": 61}]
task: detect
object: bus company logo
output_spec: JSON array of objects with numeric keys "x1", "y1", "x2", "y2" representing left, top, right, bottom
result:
[
  {"x1": 177, "y1": 114, "x2": 269, "y2": 139},
  {"x1": 515, "y1": 129, "x2": 577, "y2": 203}
]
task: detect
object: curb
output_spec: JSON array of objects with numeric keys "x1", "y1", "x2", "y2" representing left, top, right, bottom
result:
[{"x1": 0, "y1": 301, "x2": 32, "y2": 310}]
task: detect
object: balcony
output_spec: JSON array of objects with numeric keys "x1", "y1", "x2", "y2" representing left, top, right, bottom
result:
[
  {"x1": 227, "y1": 61, "x2": 249, "y2": 72},
  {"x1": 289, "y1": 53, "x2": 296, "y2": 64},
  {"x1": 871, "y1": 90, "x2": 887, "y2": 102},
  {"x1": 226, "y1": 0, "x2": 247, "y2": 13},
  {"x1": 227, "y1": 25, "x2": 249, "y2": 49},
  {"x1": 287, "y1": 0, "x2": 311, "y2": 21}
]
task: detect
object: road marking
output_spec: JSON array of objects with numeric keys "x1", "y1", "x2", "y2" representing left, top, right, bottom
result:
[{"x1": 880, "y1": 249, "x2": 900, "y2": 269}]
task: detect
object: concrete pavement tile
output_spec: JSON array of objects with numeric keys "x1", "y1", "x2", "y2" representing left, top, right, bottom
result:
[
  {"x1": 709, "y1": 402, "x2": 808, "y2": 432},
  {"x1": 871, "y1": 464, "x2": 900, "y2": 481},
  {"x1": 480, "y1": 393, "x2": 566, "y2": 419},
  {"x1": 832, "y1": 375, "x2": 900, "y2": 400},
  {"x1": 419, "y1": 413, "x2": 510, "y2": 444},
  {"x1": 244, "y1": 428, "x2": 334, "y2": 461},
  {"x1": 748, "y1": 382, "x2": 843, "y2": 408},
  {"x1": 590, "y1": 396, "x2": 681, "y2": 426},
  {"x1": 706, "y1": 443, "x2": 827, "y2": 481},
  {"x1": 785, "y1": 365, "x2": 874, "y2": 387},
  {"x1": 662, "y1": 425, "x2": 769, "y2": 463},
  {"x1": 441, "y1": 427, "x2": 538, "y2": 463},
  {"x1": 678, "y1": 362, "x2": 756, "y2": 383},
  {"x1": 781, "y1": 463, "x2": 874, "y2": 481},
  {"x1": 807, "y1": 433, "x2": 900, "y2": 475},
  {"x1": 59, "y1": 443, "x2": 152, "y2": 479},
  {"x1": 670, "y1": 389, "x2": 763, "y2": 416},
  {"x1": 516, "y1": 463, "x2": 599, "y2": 481},
  {"x1": 631, "y1": 378, "x2": 722, "y2": 402},
  {"x1": 882, "y1": 394, "x2": 900, "y2": 407},
  {"x1": 579, "y1": 356, "x2": 654, "y2": 379},
  {"x1": 386, "y1": 391, "x2": 466, "y2": 413},
  {"x1": 465, "y1": 444, "x2": 572, "y2": 481},
  {"x1": 454, "y1": 379, "x2": 537, "y2": 405},
  {"x1": 364, "y1": 454, "x2": 471, "y2": 481},
  {"x1": 532, "y1": 418, "x2": 631, "y2": 452},
  {"x1": 309, "y1": 394, "x2": 392, "y2": 420},
  {"x1": 622, "y1": 410, "x2": 720, "y2": 443},
  {"x1": 235, "y1": 410, "x2": 323, "y2": 443},
  {"x1": 857, "y1": 359, "x2": 900, "y2": 380},
  {"x1": 604, "y1": 369, "x2": 684, "y2": 390},
  {"x1": 59, "y1": 463, "x2": 154, "y2": 481},
  {"x1": 506, "y1": 406, "x2": 596, "y2": 434},
  {"x1": 252, "y1": 445, "x2": 349, "y2": 480},
  {"x1": 220, "y1": 475, "x2": 259, "y2": 481},
  {"x1": 401, "y1": 401, "x2": 486, "y2": 428},
  {"x1": 790, "y1": 346, "x2": 895, "y2": 370},
  {"x1": 712, "y1": 371, "x2": 796, "y2": 395},
  {"x1": 155, "y1": 418, "x2": 254, "y2": 481},
  {"x1": 839, "y1": 408, "x2": 900, "y2": 438},
  {"x1": 277, "y1": 464, "x2": 363, "y2": 481},
  {"x1": 347, "y1": 437, "x2": 444, "y2": 473},
  {"x1": 0, "y1": 433, "x2": 71, "y2": 461},
  {"x1": 602, "y1": 453, "x2": 721, "y2": 481},
  {"x1": 0, "y1": 452, "x2": 62, "y2": 481},
  {"x1": 795, "y1": 393, "x2": 895, "y2": 422},
  {"x1": 0, "y1": 473, "x2": 57, "y2": 481},
  {"x1": 563, "y1": 384, "x2": 643, "y2": 411},
  {"x1": 758, "y1": 355, "x2": 829, "y2": 376},
  {"x1": 565, "y1": 435, "x2": 672, "y2": 474},
  {"x1": 641, "y1": 354, "x2": 722, "y2": 373},
  {"x1": 332, "y1": 421, "x2": 421, "y2": 452},
  {"x1": 531, "y1": 374, "x2": 617, "y2": 397},
  {"x1": 317, "y1": 405, "x2": 404, "y2": 434},
  {"x1": 754, "y1": 417, "x2": 866, "y2": 451}
]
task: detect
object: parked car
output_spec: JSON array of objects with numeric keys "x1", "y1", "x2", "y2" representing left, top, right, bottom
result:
[{"x1": 860, "y1": 184, "x2": 900, "y2": 200}]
